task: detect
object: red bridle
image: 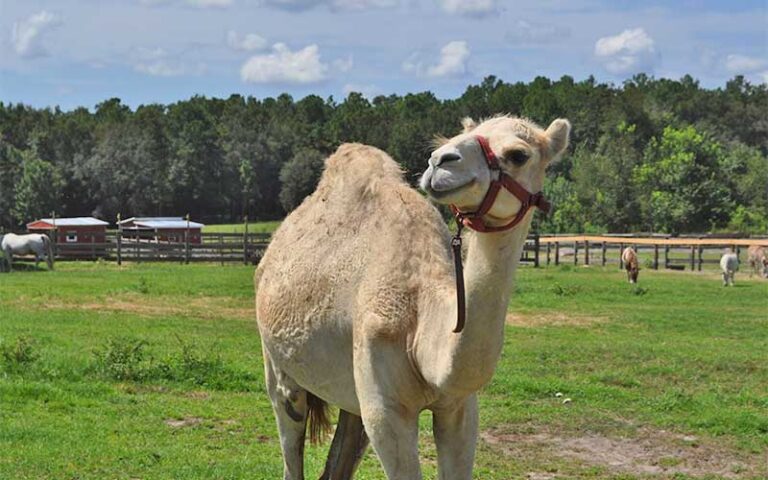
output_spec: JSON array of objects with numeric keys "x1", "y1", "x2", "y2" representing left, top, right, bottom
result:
[
  {"x1": 448, "y1": 135, "x2": 551, "y2": 333},
  {"x1": 449, "y1": 135, "x2": 551, "y2": 232}
]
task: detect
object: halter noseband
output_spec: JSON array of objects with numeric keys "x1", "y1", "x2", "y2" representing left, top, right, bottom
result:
[{"x1": 448, "y1": 135, "x2": 551, "y2": 333}]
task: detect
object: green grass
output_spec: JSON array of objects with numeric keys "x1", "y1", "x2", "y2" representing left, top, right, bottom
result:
[
  {"x1": 0, "y1": 263, "x2": 766, "y2": 479},
  {"x1": 202, "y1": 221, "x2": 281, "y2": 234}
]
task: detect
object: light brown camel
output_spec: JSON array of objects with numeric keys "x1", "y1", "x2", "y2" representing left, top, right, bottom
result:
[
  {"x1": 255, "y1": 115, "x2": 571, "y2": 479},
  {"x1": 621, "y1": 246, "x2": 640, "y2": 283},
  {"x1": 747, "y1": 245, "x2": 768, "y2": 278}
]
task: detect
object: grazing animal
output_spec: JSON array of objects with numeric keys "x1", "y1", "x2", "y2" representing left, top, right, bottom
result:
[
  {"x1": 621, "y1": 246, "x2": 640, "y2": 283},
  {"x1": 747, "y1": 245, "x2": 768, "y2": 278},
  {"x1": 1, "y1": 233, "x2": 54, "y2": 271},
  {"x1": 720, "y1": 252, "x2": 739, "y2": 286},
  {"x1": 255, "y1": 115, "x2": 570, "y2": 479}
]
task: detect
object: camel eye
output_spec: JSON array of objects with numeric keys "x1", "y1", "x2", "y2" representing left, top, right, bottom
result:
[{"x1": 504, "y1": 149, "x2": 529, "y2": 166}]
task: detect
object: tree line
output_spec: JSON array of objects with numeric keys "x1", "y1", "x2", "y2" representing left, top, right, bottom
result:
[{"x1": 0, "y1": 74, "x2": 766, "y2": 234}]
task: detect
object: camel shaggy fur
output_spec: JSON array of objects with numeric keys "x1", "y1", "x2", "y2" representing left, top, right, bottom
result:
[{"x1": 255, "y1": 115, "x2": 570, "y2": 479}]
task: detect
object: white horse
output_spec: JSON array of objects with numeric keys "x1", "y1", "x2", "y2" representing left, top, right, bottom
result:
[{"x1": 1, "y1": 233, "x2": 54, "y2": 271}]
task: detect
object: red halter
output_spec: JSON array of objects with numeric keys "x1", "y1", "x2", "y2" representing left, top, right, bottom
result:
[
  {"x1": 448, "y1": 135, "x2": 551, "y2": 333},
  {"x1": 449, "y1": 135, "x2": 551, "y2": 232}
]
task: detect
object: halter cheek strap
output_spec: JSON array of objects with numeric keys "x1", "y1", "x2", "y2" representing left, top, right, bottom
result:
[{"x1": 447, "y1": 135, "x2": 551, "y2": 333}]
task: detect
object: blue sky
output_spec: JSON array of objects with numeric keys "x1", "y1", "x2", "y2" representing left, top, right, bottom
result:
[{"x1": 0, "y1": 0, "x2": 766, "y2": 110}]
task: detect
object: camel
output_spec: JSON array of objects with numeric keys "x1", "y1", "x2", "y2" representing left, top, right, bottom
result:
[
  {"x1": 255, "y1": 115, "x2": 571, "y2": 479},
  {"x1": 621, "y1": 246, "x2": 640, "y2": 283},
  {"x1": 747, "y1": 245, "x2": 768, "y2": 278},
  {"x1": 720, "y1": 251, "x2": 739, "y2": 286}
]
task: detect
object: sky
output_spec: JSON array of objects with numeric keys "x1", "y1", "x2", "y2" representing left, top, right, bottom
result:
[{"x1": 0, "y1": 0, "x2": 766, "y2": 110}]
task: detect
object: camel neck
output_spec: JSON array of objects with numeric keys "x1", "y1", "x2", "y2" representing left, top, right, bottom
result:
[{"x1": 415, "y1": 218, "x2": 532, "y2": 397}]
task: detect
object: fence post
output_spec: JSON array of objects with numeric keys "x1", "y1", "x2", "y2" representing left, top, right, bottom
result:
[
  {"x1": 546, "y1": 242, "x2": 551, "y2": 266},
  {"x1": 690, "y1": 245, "x2": 695, "y2": 271},
  {"x1": 697, "y1": 245, "x2": 703, "y2": 271},
  {"x1": 116, "y1": 230, "x2": 122, "y2": 265},
  {"x1": 574, "y1": 241, "x2": 579, "y2": 265},
  {"x1": 653, "y1": 245, "x2": 659, "y2": 270},
  {"x1": 219, "y1": 233, "x2": 224, "y2": 265},
  {"x1": 243, "y1": 216, "x2": 249, "y2": 265},
  {"x1": 664, "y1": 244, "x2": 670, "y2": 269},
  {"x1": 619, "y1": 243, "x2": 624, "y2": 269},
  {"x1": 185, "y1": 214, "x2": 191, "y2": 265},
  {"x1": 584, "y1": 240, "x2": 590, "y2": 266},
  {"x1": 534, "y1": 233, "x2": 540, "y2": 268},
  {"x1": 601, "y1": 241, "x2": 607, "y2": 266},
  {"x1": 555, "y1": 242, "x2": 560, "y2": 266}
]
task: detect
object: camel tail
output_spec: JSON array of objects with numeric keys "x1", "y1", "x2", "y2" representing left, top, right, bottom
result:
[{"x1": 307, "y1": 392, "x2": 331, "y2": 445}]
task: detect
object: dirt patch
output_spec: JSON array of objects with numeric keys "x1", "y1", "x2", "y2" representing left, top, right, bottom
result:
[
  {"x1": 183, "y1": 390, "x2": 211, "y2": 400},
  {"x1": 505, "y1": 312, "x2": 604, "y2": 328},
  {"x1": 164, "y1": 417, "x2": 203, "y2": 428},
  {"x1": 13, "y1": 293, "x2": 253, "y2": 321},
  {"x1": 482, "y1": 426, "x2": 764, "y2": 478}
]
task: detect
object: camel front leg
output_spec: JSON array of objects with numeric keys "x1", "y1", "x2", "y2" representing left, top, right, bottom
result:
[
  {"x1": 432, "y1": 394, "x2": 478, "y2": 480},
  {"x1": 355, "y1": 339, "x2": 422, "y2": 480}
]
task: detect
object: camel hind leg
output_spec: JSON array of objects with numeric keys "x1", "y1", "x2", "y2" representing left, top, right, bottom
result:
[
  {"x1": 318, "y1": 410, "x2": 369, "y2": 480},
  {"x1": 264, "y1": 351, "x2": 313, "y2": 480}
]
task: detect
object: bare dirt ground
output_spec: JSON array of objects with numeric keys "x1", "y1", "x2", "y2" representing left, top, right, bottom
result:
[
  {"x1": 481, "y1": 425, "x2": 767, "y2": 479},
  {"x1": 13, "y1": 293, "x2": 253, "y2": 320},
  {"x1": 505, "y1": 312, "x2": 605, "y2": 328}
]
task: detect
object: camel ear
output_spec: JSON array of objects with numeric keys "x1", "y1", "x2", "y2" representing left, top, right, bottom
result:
[
  {"x1": 546, "y1": 118, "x2": 571, "y2": 157},
  {"x1": 461, "y1": 117, "x2": 477, "y2": 133}
]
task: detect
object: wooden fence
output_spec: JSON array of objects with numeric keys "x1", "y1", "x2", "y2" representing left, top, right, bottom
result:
[
  {"x1": 50, "y1": 231, "x2": 271, "y2": 265},
  {"x1": 537, "y1": 235, "x2": 767, "y2": 272},
  {"x1": 11, "y1": 230, "x2": 768, "y2": 272}
]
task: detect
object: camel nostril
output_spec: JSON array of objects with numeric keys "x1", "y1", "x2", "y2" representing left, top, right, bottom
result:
[{"x1": 437, "y1": 152, "x2": 461, "y2": 166}]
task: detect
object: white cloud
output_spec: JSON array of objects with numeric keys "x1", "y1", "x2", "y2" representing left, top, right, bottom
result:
[
  {"x1": 227, "y1": 30, "x2": 267, "y2": 51},
  {"x1": 506, "y1": 20, "x2": 569, "y2": 44},
  {"x1": 260, "y1": 0, "x2": 396, "y2": 11},
  {"x1": 595, "y1": 28, "x2": 657, "y2": 75},
  {"x1": 188, "y1": 0, "x2": 233, "y2": 6},
  {"x1": 131, "y1": 47, "x2": 204, "y2": 76},
  {"x1": 333, "y1": 55, "x2": 354, "y2": 73},
  {"x1": 439, "y1": 0, "x2": 496, "y2": 17},
  {"x1": 343, "y1": 83, "x2": 378, "y2": 98},
  {"x1": 11, "y1": 10, "x2": 61, "y2": 58},
  {"x1": 139, "y1": 0, "x2": 233, "y2": 7},
  {"x1": 724, "y1": 54, "x2": 766, "y2": 74},
  {"x1": 240, "y1": 43, "x2": 327, "y2": 84},
  {"x1": 404, "y1": 41, "x2": 469, "y2": 78}
]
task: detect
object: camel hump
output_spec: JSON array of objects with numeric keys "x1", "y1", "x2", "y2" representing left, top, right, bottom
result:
[{"x1": 320, "y1": 143, "x2": 406, "y2": 189}]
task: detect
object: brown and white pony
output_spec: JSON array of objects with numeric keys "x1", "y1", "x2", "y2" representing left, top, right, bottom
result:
[
  {"x1": 621, "y1": 246, "x2": 640, "y2": 284},
  {"x1": 747, "y1": 245, "x2": 768, "y2": 278}
]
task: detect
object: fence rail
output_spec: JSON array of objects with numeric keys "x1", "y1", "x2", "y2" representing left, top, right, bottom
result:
[
  {"x1": 49, "y1": 231, "x2": 271, "y2": 265},
  {"x1": 7, "y1": 230, "x2": 767, "y2": 272},
  {"x1": 537, "y1": 235, "x2": 767, "y2": 272}
]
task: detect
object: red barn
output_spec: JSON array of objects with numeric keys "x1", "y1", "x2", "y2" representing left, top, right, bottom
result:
[
  {"x1": 118, "y1": 217, "x2": 204, "y2": 244},
  {"x1": 27, "y1": 217, "x2": 109, "y2": 244}
]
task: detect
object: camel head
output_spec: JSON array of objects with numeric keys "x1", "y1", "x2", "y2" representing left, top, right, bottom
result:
[{"x1": 420, "y1": 116, "x2": 570, "y2": 224}]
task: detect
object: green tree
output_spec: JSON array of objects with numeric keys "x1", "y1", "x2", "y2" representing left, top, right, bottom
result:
[
  {"x1": 634, "y1": 125, "x2": 731, "y2": 232},
  {"x1": 11, "y1": 149, "x2": 63, "y2": 224},
  {"x1": 278, "y1": 148, "x2": 326, "y2": 212}
]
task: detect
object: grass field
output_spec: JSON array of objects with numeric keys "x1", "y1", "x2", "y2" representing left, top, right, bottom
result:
[
  {"x1": 202, "y1": 221, "x2": 281, "y2": 234},
  {"x1": 1, "y1": 263, "x2": 766, "y2": 479}
]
